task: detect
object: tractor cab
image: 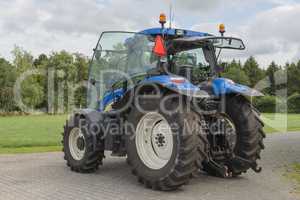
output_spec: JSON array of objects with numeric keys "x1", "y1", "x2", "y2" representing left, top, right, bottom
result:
[{"x1": 88, "y1": 24, "x2": 246, "y2": 110}]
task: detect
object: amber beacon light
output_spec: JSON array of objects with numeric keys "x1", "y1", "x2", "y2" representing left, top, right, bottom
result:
[
  {"x1": 159, "y1": 13, "x2": 167, "y2": 28},
  {"x1": 219, "y1": 23, "x2": 225, "y2": 36}
]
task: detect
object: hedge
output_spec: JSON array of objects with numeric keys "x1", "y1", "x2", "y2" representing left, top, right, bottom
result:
[
  {"x1": 287, "y1": 93, "x2": 300, "y2": 113},
  {"x1": 252, "y1": 93, "x2": 300, "y2": 113}
]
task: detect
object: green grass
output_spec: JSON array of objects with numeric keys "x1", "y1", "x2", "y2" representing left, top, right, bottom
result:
[
  {"x1": 0, "y1": 146, "x2": 61, "y2": 154},
  {"x1": 0, "y1": 113, "x2": 299, "y2": 154},
  {"x1": 0, "y1": 115, "x2": 67, "y2": 154},
  {"x1": 262, "y1": 113, "x2": 300, "y2": 133}
]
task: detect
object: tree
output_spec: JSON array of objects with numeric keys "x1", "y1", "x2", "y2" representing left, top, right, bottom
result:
[
  {"x1": 33, "y1": 54, "x2": 49, "y2": 109},
  {"x1": 243, "y1": 56, "x2": 265, "y2": 87},
  {"x1": 0, "y1": 58, "x2": 16, "y2": 87},
  {"x1": 21, "y1": 76, "x2": 45, "y2": 110},
  {"x1": 286, "y1": 61, "x2": 300, "y2": 96},
  {"x1": 265, "y1": 61, "x2": 280, "y2": 95},
  {"x1": 11, "y1": 46, "x2": 34, "y2": 74},
  {"x1": 11, "y1": 47, "x2": 46, "y2": 112},
  {"x1": 74, "y1": 54, "x2": 89, "y2": 108},
  {"x1": 0, "y1": 58, "x2": 17, "y2": 112},
  {"x1": 33, "y1": 54, "x2": 48, "y2": 69},
  {"x1": 222, "y1": 60, "x2": 250, "y2": 85},
  {"x1": 74, "y1": 53, "x2": 89, "y2": 82},
  {"x1": 47, "y1": 51, "x2": 77, "y2": 113}
]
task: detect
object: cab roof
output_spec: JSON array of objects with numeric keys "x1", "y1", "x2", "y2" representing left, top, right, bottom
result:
[{"x1": 139, "y1": 28, "x2": 213, "y2": 37}]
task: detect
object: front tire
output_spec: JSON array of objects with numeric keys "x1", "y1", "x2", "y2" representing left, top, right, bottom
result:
[
  {"x1": 126, "y1": 95, "x2": 203, "y2": 190},
  {"x1": 62, "y1": 115, "x2": 105, "y2": 173}
]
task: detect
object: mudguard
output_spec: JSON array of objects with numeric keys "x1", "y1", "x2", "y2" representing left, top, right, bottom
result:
[
  {"x1": 141, "y1": 75, "x2": 209, "y2": 98},
  {"x1": 100, "y1": 75, "x2": 209, "y2": 111},
  {"x1": 211, "y1": 78, "x2": 263, "y2": 97},
  {"x1": 141, "y1": 76, "x2": 263, "y2": 97},
  {"x1": 99, "y1": 76, "x2": 263, "y2": 111}
]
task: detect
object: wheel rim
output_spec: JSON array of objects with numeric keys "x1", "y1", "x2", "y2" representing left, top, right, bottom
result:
[
  {"x1": 135, "y1": 112, "x2": 174, "y2": 170},
  {"x1": 69, "y1": 128, "x2": 86, "y2": 161}
]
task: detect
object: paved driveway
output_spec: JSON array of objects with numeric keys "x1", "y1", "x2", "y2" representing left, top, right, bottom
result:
[{"x1": 1, "y1": 133, "x2": 300, "y2": 200}]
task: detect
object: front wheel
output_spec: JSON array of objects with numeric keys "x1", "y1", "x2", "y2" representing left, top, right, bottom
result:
[
  {"x1": 62, "y1": 115, "x2": 105, "y2": 173},
  {"x1": 126, "y1": 95, "x2": 204, "y2": 190}
]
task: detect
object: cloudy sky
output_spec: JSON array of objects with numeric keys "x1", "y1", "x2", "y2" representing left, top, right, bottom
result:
[{"x1": 0, "y1": 0, "x2": 299, "y2": 67}]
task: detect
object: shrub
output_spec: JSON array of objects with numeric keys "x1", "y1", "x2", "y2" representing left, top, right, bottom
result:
[
  {"x1": 288, "y1": 93, "x2": 300, "y2": 113},
  {"x1": 253, "y1": 95, "x2": 277, "y2": 113}
]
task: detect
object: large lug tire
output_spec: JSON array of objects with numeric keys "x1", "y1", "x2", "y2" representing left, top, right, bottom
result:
[
  {"x1": 203, "y1": 95, "x2": 265, "y2": 177},
  {"x1": 126, "y1": 95, "x2": 204, "y2": 190},
  {"x1": 62, "y1": 115, "x2": 105, "y2": 173},
  {"x1": 192, "y1": 115, "x2": 210, "y2": 177}
]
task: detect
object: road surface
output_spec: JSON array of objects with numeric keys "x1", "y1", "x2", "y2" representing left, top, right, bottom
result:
[{"x1": 0, "y1": 133, "x2": 300, "y2": 200}]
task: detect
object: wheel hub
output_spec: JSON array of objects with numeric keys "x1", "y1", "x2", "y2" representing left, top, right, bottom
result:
[
  {"x1": 208, "y1": 114, "x2": 237, "y2": 159},
  {"x1": 155, "y1": 133, "x2": 166, "y2": 147},
  {"x1": 77, "y1": 137, "x2": 85, "y2": 151}
]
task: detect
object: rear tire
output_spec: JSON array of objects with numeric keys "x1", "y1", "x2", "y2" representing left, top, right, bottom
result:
[
  {"x1": 126, "y1": 94, "x2": 204, "y2": 190},
  {"x1": 62, "y1": 115, "x2": 105, "y2": 173},
  {"x1": 203, "y1": 95, "x2": 265, "y2": 176}
]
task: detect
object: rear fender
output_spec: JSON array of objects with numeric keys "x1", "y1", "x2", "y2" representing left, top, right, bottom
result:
[
  {"x1": 211, "y1": 78, "x2": 263, "y2": 97},
  {"x1": 100, "y1": 75, "x2": 209, "y2": 111},
  {"x1": 140, "y1": 75, "x2": 209, "y2": 98}
]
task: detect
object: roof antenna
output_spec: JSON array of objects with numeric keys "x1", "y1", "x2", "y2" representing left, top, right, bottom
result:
[{"x1": 169, "y1": 1, "x2": 173, "y2": 29}]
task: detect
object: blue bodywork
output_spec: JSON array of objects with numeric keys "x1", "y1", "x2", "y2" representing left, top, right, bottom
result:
[
  {"x1": 211, "y1": 78, "x2": 263, "y2": 97},
  {"x1": 141, "y1": 75, "x2": 199, "y2": 91},
  {"x1": 99, "y1": 75, "x2": 203, "y2": 111},
  {"x1": 99, "y1": 76, "x2": 262, "y2": 111}
]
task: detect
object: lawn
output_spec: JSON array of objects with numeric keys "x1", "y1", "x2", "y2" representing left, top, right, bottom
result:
[
  {"x1": 0, "y1": 115, "x2": 68, "y2": 153},
  {"x1": 0, "y1": 113, "x2": 299, "y2": 154},
  {"x1": 262, "y1": 113, "x2": 300, "y2": 133}
]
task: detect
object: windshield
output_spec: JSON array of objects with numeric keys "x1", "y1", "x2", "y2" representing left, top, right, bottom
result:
[
  {"x1": 172, "y1": 48, "x2": 209, "y2": 67},
  {"x1": 88, "y1": 32, "x2": 157, "y2": 108},
  {"x1": 169, "y1": 47, "x2": 212, "y2": 83}
]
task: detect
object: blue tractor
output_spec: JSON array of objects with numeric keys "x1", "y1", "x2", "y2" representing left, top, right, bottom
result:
[{"x1": 62, "y1": 15, "x2": 265, "y2": 191}]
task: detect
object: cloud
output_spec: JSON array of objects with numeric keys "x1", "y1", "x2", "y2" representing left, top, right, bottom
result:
[
  {"x1": 0, "y1": 0, "x2": 223, "y2": 35},
  {"x1": 0, "y1": 0, "x2": 222, "y2": 60},
  {"x1": 244, "y1": 4, "x2": 300, "y2": 64},
  {"x1": 0, "y1": 0, "x2": 299, "y2": 66},
  {"x1": 174, "y1": 0, "x2": 220, "y2": 12},
  {"x1": 192, "y1": 3, "x2": 300, "y2": 66},
  {"x1": 249, "y1": 5, "x2": 300, "y2": 42}
]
